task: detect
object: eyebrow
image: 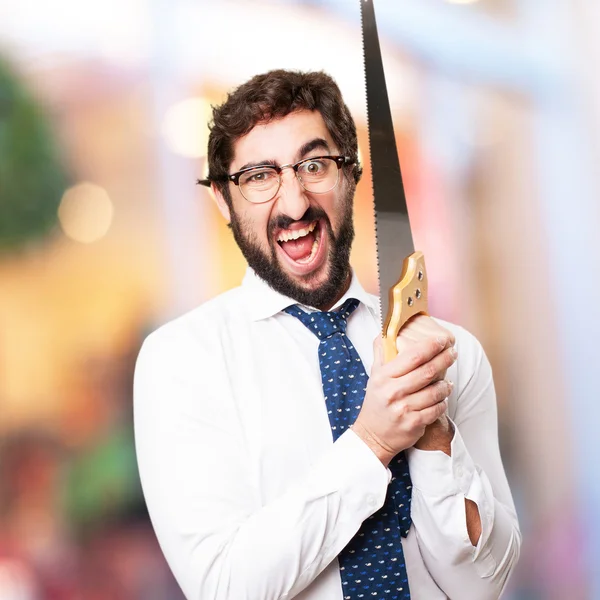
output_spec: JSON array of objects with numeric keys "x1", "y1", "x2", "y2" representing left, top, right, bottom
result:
[
  {"x1": 235, "y1": 138, "x2": 332, "y2": 173},
  {"x1": 236, "y1": 158, "x2": 277, "y2": 172},
  {"x1": 297, "y1": 137, "x2": 331, "y2": 159}
]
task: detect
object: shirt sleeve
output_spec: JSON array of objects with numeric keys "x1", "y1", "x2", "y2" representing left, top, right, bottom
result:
[
  {"x1": 133, "y1": 325, "x2": 390, "y2": 600},
  {"x1": 405, "y1": 325, "x2": 521, "y2": 600}
]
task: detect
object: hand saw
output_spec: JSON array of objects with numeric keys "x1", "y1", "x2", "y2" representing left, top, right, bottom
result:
[{"x1": 361, "y1": 0, "x2": 429, "y2": 363}]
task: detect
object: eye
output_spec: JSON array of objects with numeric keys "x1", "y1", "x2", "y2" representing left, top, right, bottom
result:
[
  {"x1": 300, "y1": 159, "x2": 327, "y2": 175},
  {"x1": 240, "y1": 168, "x2": 278, "y2": 186}
]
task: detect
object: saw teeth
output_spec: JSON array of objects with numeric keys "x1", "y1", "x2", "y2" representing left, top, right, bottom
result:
[{"x1": 360, "y1": 0, "x2": 382, "y2": 321}]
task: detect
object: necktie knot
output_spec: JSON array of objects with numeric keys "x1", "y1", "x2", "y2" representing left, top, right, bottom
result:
[{"x1": 284, "y1": 298, "x2": 360, "y2": 340}]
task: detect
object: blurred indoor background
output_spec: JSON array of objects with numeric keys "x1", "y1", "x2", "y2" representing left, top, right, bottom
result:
[{"x1": 1, "y1": 0, "x2": 599, "y2": 598}]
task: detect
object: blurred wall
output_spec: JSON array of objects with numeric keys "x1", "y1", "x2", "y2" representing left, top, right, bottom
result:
[{"x1": 1, "y1": 1, "x2": 599, "y2": 598}]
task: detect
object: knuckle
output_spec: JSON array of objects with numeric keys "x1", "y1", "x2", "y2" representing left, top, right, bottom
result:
[
  {"x1": 422, "y1": 362, "x2": 438, "y2": 383},
  {"x1": 390, "y1": 381, "x2": 407, "y2": 402},
  {"x1": 409, "y1": 411, "x2": 425, "y2": 430},
  {"x1": 416, "y1": 412, "x2": 430, "y2": 428},
  {"x1": 439, "y1": 325, "x2": 454, "y2": 344},
  {"x1": 385, "y1": 382, "x2": 400, "y2": 404},
  {"x1": 444, "y1": 348, "x2": 456, "y2": 366},
  {"x1": 437, "y1": 334, "x2": 450, "y2": 347},
  {"x1": 424, "y1": 405, "x2": 440, "y2": 425},
  {"x1": 431, "y1": 385, "x2": 444, "y2": 404},
  {"x1": 425, "y1": 411, "x2": 439, "y2": 426},
  {"x1": 393, "y1": 400, "x2": 410, "y2": 420},
  {"x1": 430, "y1": 337, "x2": 445, "y2": 354},
  {"x1": 438, "y1": 380, "x2": 451, "y2": 399},
  {"x1": 409, "y1": 348, "x2": 426, "y2": 367}
]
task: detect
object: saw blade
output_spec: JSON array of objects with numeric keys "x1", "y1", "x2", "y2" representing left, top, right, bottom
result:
[{"x1": 360, "y1": 0, "x2": 416, "y2": 331}]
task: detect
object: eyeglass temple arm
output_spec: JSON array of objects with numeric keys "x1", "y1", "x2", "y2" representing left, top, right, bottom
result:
[{"x1": 196, "y1": 176, "x2": 233, "y2": 187}]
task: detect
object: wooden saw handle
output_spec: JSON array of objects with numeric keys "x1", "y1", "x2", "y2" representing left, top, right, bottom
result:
[{"x1": 382, "y1": 251, "x2": 429, "y2": 363}]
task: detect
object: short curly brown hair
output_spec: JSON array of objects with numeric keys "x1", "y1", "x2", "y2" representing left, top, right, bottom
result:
[{"x1": 205, "y1": 69, "x2": 362, "y2": 204}]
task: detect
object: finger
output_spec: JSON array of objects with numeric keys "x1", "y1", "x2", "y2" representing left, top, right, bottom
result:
[
  {"x1": 399, "y1": 316, "x2": 456, "y2": 349},
  {"x1": 395, "y1": 317, "x2": 428, "y2": 349},
  {"x1": 414, "y1": 395, "x2": 448, "y2": 427},
  {"x1": 395, "y1": 332, "x2": 417, "y2": 355},
  {"x1": 400, "y1": 379, "x2": 453, "y2": 413},
  {"x1": 400, "y1": 315, "x2": 431, "y2": 336},
  {"x1": 383, "y1": 335, "x2": 452, "y2": 378},
  {"x1": 397, "y1": 317, "x2": 425, "y2": 342},
  {"x1": 394, "y1": 346, "x2": 457, "y2": 394},
  {"x1": 383, "y1": 338, "x2": 443, "y2": 378}
]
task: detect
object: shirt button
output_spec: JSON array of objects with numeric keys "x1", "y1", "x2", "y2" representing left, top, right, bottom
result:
[
  {"x1": 367, "y1": 494, "x2": 377, "y2": 507},
  {"x1": 456, "y1": 466, "x2": 464, "y2": 479}
]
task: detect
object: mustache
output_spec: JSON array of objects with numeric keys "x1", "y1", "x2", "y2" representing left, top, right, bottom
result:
[{"x1": 269, "y1": 206, "x2": 330, "y2": 235}]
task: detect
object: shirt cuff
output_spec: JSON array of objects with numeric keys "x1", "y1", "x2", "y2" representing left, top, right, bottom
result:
[
  {"x1": 405, "y1": 420, "x2": 495, "y2": 562},
  {"x1": 310, "y1": 429, "x2": 392, "y2": 517},
  {"x1": 405, "y1": 419, "x2": 473, "y2": 496}
]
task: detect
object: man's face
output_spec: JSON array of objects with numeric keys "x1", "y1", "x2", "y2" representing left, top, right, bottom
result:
[{"x1": 216, "y1": 109, "x2": 355, "y2": 309}]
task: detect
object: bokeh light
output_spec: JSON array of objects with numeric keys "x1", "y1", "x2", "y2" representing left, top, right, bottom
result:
[
  {"x1": 162, "y1": 97, "x2": 212, "y2": 158},
  {"x1": 58, "y1": 182, "x2": 114, "y2": 244}
]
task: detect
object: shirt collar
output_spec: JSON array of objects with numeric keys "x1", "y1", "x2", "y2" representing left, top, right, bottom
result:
[{"x1": 241, "y1": 267, "x2": 380, "y2": 322}]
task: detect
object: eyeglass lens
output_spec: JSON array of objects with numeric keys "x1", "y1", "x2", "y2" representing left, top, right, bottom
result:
[{"x1": 239, "y1": 157, "x2": 339, "y2": 203}]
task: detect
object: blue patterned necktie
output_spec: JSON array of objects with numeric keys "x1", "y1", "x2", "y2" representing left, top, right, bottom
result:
[{"x1": 284, "y1": 298, "x2": 412, "y2": 600}]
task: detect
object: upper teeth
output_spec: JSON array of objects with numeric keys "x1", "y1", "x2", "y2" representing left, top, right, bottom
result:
[{"x1": 277, "y1": 221, "x2": 317, "y2": 242}]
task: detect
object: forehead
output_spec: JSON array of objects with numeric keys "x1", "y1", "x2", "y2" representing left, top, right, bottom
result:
[{"x1": 231, "y1": 110, "x2": 335, "y2": 170}]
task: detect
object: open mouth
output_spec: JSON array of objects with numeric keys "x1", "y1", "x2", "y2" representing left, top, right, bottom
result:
[{"x1": 275, "y1": 220, "x2": 326, "y2": 274}]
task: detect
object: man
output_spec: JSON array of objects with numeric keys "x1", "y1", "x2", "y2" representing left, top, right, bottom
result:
[{"x1": 134, "y1": 70, "x2": 521, "y2": 600}]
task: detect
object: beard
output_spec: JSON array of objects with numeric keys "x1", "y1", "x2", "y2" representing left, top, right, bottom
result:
[{"x1": 228, "y1": 186, "x2": 355, "y2": 310}]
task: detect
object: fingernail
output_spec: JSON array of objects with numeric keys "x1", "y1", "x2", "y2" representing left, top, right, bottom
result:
[
  {"x1": 450, "y1": 347, "x2": 458, "y2": 359},
  {"x1": 436, "y1": 336, "x2": 447, "y2": 348},
  {"x1": 448, "y1": 380, "x2": 454, "y2": 389}
]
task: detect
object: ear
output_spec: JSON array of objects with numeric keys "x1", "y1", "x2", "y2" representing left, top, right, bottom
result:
[{"x1": 211, "y1": 184, "x2": 231, "y2": 223}]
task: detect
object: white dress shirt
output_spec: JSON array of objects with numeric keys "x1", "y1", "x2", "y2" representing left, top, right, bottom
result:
[{"x1": 133, "y1": 269, "x2": 521, "y2": 600}]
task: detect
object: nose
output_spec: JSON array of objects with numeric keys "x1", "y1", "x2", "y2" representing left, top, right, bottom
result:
[{"x1": 274, "y1": 167, "x2": 310, "y2": 221}]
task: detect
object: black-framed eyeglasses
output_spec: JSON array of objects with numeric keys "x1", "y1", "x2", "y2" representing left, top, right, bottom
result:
[{"x1": 197, "y1": 155, "x2": 354, "y2": 204}]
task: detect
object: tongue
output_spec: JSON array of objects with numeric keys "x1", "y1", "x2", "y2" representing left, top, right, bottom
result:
[{"x1": 280, "y1": 232, "x2": 316, "y2": 262}]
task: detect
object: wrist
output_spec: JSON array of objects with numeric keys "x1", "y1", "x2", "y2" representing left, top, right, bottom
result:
[
  {"x1": 350, "y1": 421, "x2": 395, "y2": 467},
  {"x1": 413, "y1": 415, "x2": 454, "y2": 456}
]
